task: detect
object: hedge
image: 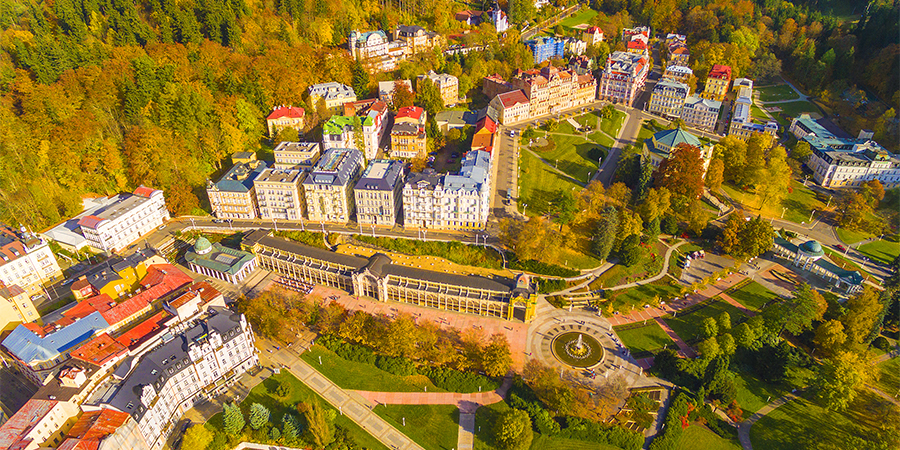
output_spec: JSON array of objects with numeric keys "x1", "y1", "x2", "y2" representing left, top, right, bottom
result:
[
  {"x1": 353, "y1": 235, "x2": 503, "y2": 269},
  {"x1": 421, "y1": 367, "x2": 500, "y2": 393},
  {"x1": 509, "y1": 255, "x2": 579, "y2": 277}
]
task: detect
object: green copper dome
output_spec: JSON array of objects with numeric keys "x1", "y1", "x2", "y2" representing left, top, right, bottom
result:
[
  {"x1": 194, "y1": 236, "x2": 213, "y2": 254},
  {"x1": 800, "y1": 240, "x2": 824, "y2": 257}
]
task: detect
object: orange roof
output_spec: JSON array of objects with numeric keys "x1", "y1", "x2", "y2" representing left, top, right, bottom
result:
[
  {"x1": 670, "y1": 45, "x2": 689, "y2": 55},
  {"x1": 140, "y1": 264, "x2": 193, "y2": 289},
  {"x1": 65, "y1": 409, "x2": 130, "y2": 441},
  {"x1": 71, "y1": 333, "x2": 127, "y2": 366},
  {"x1": 63, "y1": 295, "x2": 115, "y2": 320},
  {"x1": 396, "y1": 106, "x2": 424, "y2": 121},
  {"x1": 100, "y1": 293, "x2": 149, "y2": 326},
  {"x1": 132, "y1": 186, "x2": 156, "y2": 198},
  {"x1": 708, "y1": 64, "x2": 732, "y2": 80},
  {"x1": 627, "y1": 40, "x2": 647, "y2": 50},
  {"x1": 58, "y1": 439, "x2": 100, "y2": 450},
  {"x1": 496, "y1": 90, "x2": 529, "y2": 108},
  {"x1": 266, "y1": 106, "x2": 305, "y2": 120},
  {"x1": 115, "y1": 310, "x2": 170, "y2": 349},
  {"x1": 0, "y1": 399, "x2": 57, "y2": 449},
  {"x1": 586, "y1": 26, "x2": 602, "y2": 34}
]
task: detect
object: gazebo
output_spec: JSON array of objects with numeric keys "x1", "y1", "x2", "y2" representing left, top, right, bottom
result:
[{"x1": 771, "y1": 235, "x2": 864, "y2": 294}]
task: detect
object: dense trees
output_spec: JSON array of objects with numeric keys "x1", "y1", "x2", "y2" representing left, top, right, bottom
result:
[
  {"x1": 492, "y1": 409, "x2": 534, "y2": 450},
  {"x1": 653, "y1": 143, "x2": 706, "y2": 200},
  {"x1": 716, "y1": 214, "x2": 774, "y2": 258}
]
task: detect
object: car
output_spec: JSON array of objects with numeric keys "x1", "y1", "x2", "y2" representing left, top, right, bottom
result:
[
  {"x1": 429, "y1": 151, "x2": 438, "y2": 156},
  {"x1": 62, "y1": 278, "x2": 73, "y2": 286},
  {"x1": 158, "y1": 224, "x2": 166, "y2": 230},
  {"x1": 835, "y1": 244, "x2": 846, "y2": 252},
  {"x1": 212, "y1": 219, "x2": 225, "y2": 224}
]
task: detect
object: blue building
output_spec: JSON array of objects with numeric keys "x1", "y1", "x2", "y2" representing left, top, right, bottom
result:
[{"x1": 526, "y1": 37, "x2": 565, "y2": 64}]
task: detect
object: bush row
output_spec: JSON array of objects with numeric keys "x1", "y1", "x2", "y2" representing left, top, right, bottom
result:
[
  {"x1": 509, "y1": 255, "x2": 580, "y2": 277},
  {"x1": 420, "y1": 367, "x2": 500, "y2": 393},
  {"x1": 535, "y1": 277, "x2": 568, "y2": 294},
  {"x1": 353, "y1": 235, "x2": 503, "y2": 269},
  {"x1": 558, "y1": 416, "x2": 643, "y2": 450}
]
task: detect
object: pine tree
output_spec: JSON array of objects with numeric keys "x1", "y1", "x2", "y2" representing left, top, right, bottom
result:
[
  {"x1": 282, "y1": 414, "x2": 298, "y2": 444},
  {"x1": 249, "y1": 402, "x2": 270, "y2": 430},
  {"x1": 223, "y1": 402, "x2": 245, "y2": 436}
]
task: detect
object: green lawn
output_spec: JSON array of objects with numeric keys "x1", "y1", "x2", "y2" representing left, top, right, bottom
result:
[
  {"x1": 588, "y1": 131, "x2": 615, "y2": 148},
  {"x1": 518, "y1": 151, "x2": 585, "y2": 217},
  {"x1": 538, "y1": 133, "x2": 601, "y2": 184},
  {"x1": 574, "y1": 111, "x2": 598, "y2": 129},
  {"x1": 600, "y1": 109, "x2": 627, "y2": 138},
  {"x1": 375, "y1": 404, "x2": 459, "y2": 450},
  {"x1": 733, "y1": 371, "x2": 791, "y2": 415},
  {"x1": 877, "y1": 357, "x2": 899, "y2": 398},
  {"x1": 560, "y1": 9, "x2": 598, "y2": 28},
  {"x1": 770, "y1": 100, "x2": 820, "y2": 119},
  {"x1": 675, "y1": 423, "x2": 742, "y2": 450},
  {"x1": 749, "y1": 391, "x2": 898, "y2": 450},
  {"x1": 757, "y1": 84, "x2": 800, "y2": 102},
  {"x1": 720, "y1": 179, "x2": 824, "y2": 225},
  {"x1": 606, "y1": 280, "x2": 683, "y2": 313},
  {"x1": 299, "y1": 345, "x2": 441, "y2": 392},
  {"x1": 205, "y1": 371, "x2": 386, "y2": 449},
  {"x1": 663, "y1": 300, "x2": 747, "y2": 343},
  {"x1": 836, "y1": 226, "x2": 874, "y2": 245},
  {"x1": 473, "y1": 401, "x2": 621, "y2": 450},
  {"x1": 857, "y1": 237, "x2": 900, "y2": 265},
  {"x1": 555, "y1": 120, "x2": 579, "y2": 135},
  {"x1": 614, "y1": 322, "x2": 675, "y2": 355},
  {"x1": 727, "y1": 281, "x2": 779, "y2": 312}
]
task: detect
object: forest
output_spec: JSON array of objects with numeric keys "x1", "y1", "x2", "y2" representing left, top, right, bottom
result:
[{"x1": 0, "y1": 0, "x2": 896, "y2": 231}]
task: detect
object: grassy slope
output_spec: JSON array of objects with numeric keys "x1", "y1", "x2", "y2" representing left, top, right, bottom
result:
[
  {"x1": 298, "y1": 345, "x2": 442, "y2": 392},
  {"x1": 675, "y1": 423, "x2": 742, "y2": 450},
  {"x1": 663, "y1": 300, "x2": 746, "y2": 342},
  {"x1": 727, "y1": 281, "x2": 779, "y2": 312},
  {"x1": 473, "y1": 401, "x2": 622, "y2": 450},
  {"x1": 375, "y1": 404, "x2": 459, "y2": 450},
  {"x1": 518, "y1": 151, "x2": 584, "y2": 217},
  {"x1": 614, "y1": 322, "x2": 675, "y2": 354},
  {"x1": 857, "y1": 237, "x2": 900, "y2": 265}
]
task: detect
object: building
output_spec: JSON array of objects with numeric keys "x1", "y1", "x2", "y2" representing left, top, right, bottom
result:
[
  {"x1": 599, "y1": 51, "x2": 649, "y2": 106},
  {"x1": 0, "y1": 284, "x2": 37, "y2": 332},
  {"x1": 349, "y1": 30, "x2": 389, "y2": 69},
  {"x1": 307, "y1": 82, "x2": 357, "y2": 113},
  {"x1": 667, "y1": 43, "x2": 690, "y2": 66},
  {"x1": 394, "y1": 25, "x2": 444, "y2": 54},
  {"x1": 418, "y1": 71, "x2": 459, "y2": 107},
  {"x1": 303, "y1": 148, "x2": 364, "y2": 223},
  {"x1": 377, "y1": 80, "x2": 412, "y2": 105},
  {"x1": 564, "y1": 37, "x2": 586, "y2": 56},
  {"x1": 489, "y1": 90, "x2": 530, "y2": 125},
  {"x1": 244, "y1": 231, "x2": 536, "y2": 321},
  {"x1": 324, "y1": 100, "x2": 389, "y2": 160},
  {"x1": 791, "y1": 115, "x2": 900, "y2": 188},
  {"x1": 354, "y1": 160, "x2": 405, "y2": 227},
  {"x1": 701, "y1": 64, "x2": 732, "y2": 102},
  {"x1": 206, "y1": 156, "x2": 268, "y2": 220},
  {"x1": 772, "y1": 237, "x2": 864, "y2": 293},
  {"x1": 662, "y1": 65, "x2": 693, "y2": 84},
  {"x1": 454, "y1": 4, "x2": 508, "y2": 32},
  {"x1": 0, "y1": 399, "x2": 80, "y2": 450},
  {"x1": 57, "y1": 408, "x2": 150, "y2": 450},
  {"x1": 273, "y1": 141, "x2": 320, "y2": 170},
  {"x1": 507, "y1": 65, "x2": 597, "y2": 118},
  {"x1": 435, "y1": 110, "x2": 478, "y2": 133},
  {"x1": 402, "y1": 150, "x2": 493, "y2": 231},
  {"x1": 185, "y1": 237, "x2": 257, "y2": 284},
  {"x1": 728, "y1": 78, "x2": 778, "y2": 141},
  {"x1": 648, "y1": 78, "x2": 690, "y2": 118},
  {"x1": 681, "y1": 95, "x2": 722, "y2": 132},
  {"x1": 482, "y1": 73, "x2": 512, "y2": 100},
  {"x1": 623, "y1": 26, "x2": 650, "y2": 56},
  {"x1": 642, "y1": 127, "x2": 713, "y2": 172},
  {"x1": 526, "y1": 37, "x2": 565, "y2": 64},
  {"x1": 390, "y1": 106, "x2": 428, "y2": 159},
  {"x1": 402, "y1": 170, "x2": 444, "y2": 231},
  {"x1": 568, "y1": 54, "x2": 594, "y2": 75},
  {"x1": 0, "y1": 225, "x2": 63, "y2": 300},
  {"x1": 43, "y1": 197, "x2": 126, "y2": 253},
  {"x1": 254, "y1": 168, "x2": 306, "y2": 221},
  {"x1": 265, "y1": 105, "x2": 305, "y2": 137},
  {"x1": 69, "y1": 248, "x2": 164, "y2": 301},
  {"x1": 622, "y1": 26, "x2": 651, "y2": 43},
  {"x1": 471, "y1": 114, "x2": 498, "y2": 153},
  {"x1": 349, "y1": 27, "x2": 443, "y2": 74},
  {"x1": 100, "y1": 307, "x2": 258, "y2": 450},
  {"x1": 582, "y1": 26, "x2": 604, "y2": 46},
  {"x1": 77, "y1": 187, "x2": 169, "y2": 253}
]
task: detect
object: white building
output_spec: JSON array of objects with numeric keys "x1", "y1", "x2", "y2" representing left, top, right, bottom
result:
[
  {"x1": 728, "y1": 78, "x2": 777, "y2": 141},
  {"x1": 307, "y1": 82, "x2": 357, "y2": 113},
  {"x1": 0, "y1": 225, "x2": 63, "y2": 300},
  {"x1": 402, "y1": 150, "x2": 492, "y2": 231},
  {"x1": 354, "y1": 160, "x2": 405, "y2": 227},
  {"x1": 599, "y1": 52, "x2": 649, "y2": 107},
  {"x1": 77, "y1": 187, "x2": 170, "y2": 253},
  {"x1": 681, "y1": 95, "x2": 722, "y2": 132},
  {"x1": 101, "y1": 307, "x2": 258, "y2": 450},
  {"x1": 254, "y1": 168, "x2": 306, "y2": 221},
  {"x1": 303, "y1": 148, "x2": 364, "y2": 223},
  {"x1": 323, "y1": 100, "x2": 389, "y2": 161},
  {"x1": 0, "y1": 399, "x2": 80, "y2": 450},
  {"x1": 273, "y1": 141, "x2": 320, "y2": 170},
  {"x1": 184, "y1": 238, "x2": 258, "y2": 284}
]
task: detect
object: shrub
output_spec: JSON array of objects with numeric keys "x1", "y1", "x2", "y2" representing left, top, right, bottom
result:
[
  {"x1": 509, "y1": 255, "x2": 579, "y2": 277},
  {"x1": 558, "y1": 417, "x2": 643, "y2": 450},
  {"x1": 422, "y1": 367, "x2": 500, "y2": 393},
  {"x1": 274, "y1": 230, "x2": 327, "y2": 248},
  {"x1": 872, "y1": 336, "x2": 891, "y2": 351},
  {"x1": 374, "y1": 355, "x2": 417, "y2": 376},
  {"x1": 353, "y1": 235, "x2": 503, "y2": 269},
  {"x1": 317, "y1": 335, "x2": 376, "y2": 365},
  {"x1": 535, "y1": 278, "x2": 567, "y2": 294},
  {"x1": 546, "y1": 295, "x2": 567, "y2": 308}
]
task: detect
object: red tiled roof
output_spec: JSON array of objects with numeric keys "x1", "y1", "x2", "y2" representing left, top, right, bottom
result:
[
  {"x1": 76, "y1": 215, "x2": 105, "y2": 229},
  {"x1": 132, "y1": 186, "x2": 156, "y2": 198},
  {"x1": 63, "y1": 294, "x2": 115, "y2": 320},
  {"x1": 0, "y1": 241, "x2": 25, "y2": 264},
  {"x1": 66, "y1": 409, "x2": 130, "y2": 441},
  {"x1": 471, "y1": 132, "x2": 495, "y2": 153},
  {"x1": 0, "y1": 399, "x2": 57, "y2": 449},
  {"x1": 22, "y1": 322, "x2": 46, "y2": 338},
  {"x1": 58, "y1": 439, "x2": 100, "y2": 450},
  {"x1": 476, "y1": 115, "x2": 497, "y2": 134},
  {"x1": 496, "y1": 90, "x2": 529, "y2": 108},
  {"x1": 708, "y1": 64, "x2": 732, "y2": 80},
  {"x1": 70, "y1": 333, "x2": 126, "y2": 366},
  {"x1": 266, "y1": 106, "x2": 305, "y2": 120},
  {"x1": 71, "y1": 278, "x2": 92, "y2": 293},
  {"x1": 395, "y1": 106, "x2": 424, "y2": 121},
  {"x1": 140, "y1": 264, "x2": 193, "y2": 289},
  {"x1": 626, "y1": 40, "x2": 647, "y2": 50},
  {"x1": 100, "y1": 293, "x2": 149, "y2": 326},
  {"x1": 115, "y1": 310, "x2": 170, "y2": 349},
  {"x1": 586, "y1": 26, "x2": 602, "y2": 34}
]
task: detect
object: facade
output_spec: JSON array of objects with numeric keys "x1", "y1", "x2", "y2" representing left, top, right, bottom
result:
[
  {"x1": 273, "y1": 141, "x2": 320, "y2": 170},
  {"x1": 0, "y1": 399, "x2": 80, "y2": 450},
  {"x1": 582, "y1": 26, "x2": 604, "y2": 46},
  {"x1": 390, "y1": 106, "x2": 428, "y2": 159},
  {"x1": 245, "y1": 231, "x2": 536, "y2": 322},
  {"x1": 185, "y1": 237, "x2": 257, "y2": 284},
  {"x1": 662, "y1": 64, "x2": 693, "y2": 84},
  {"x1": 350, "y1": 27, "x2": 443, "y2": 74},
  {"x1": 564, "y1": 37, "x2": 586, "y2": 56},
  {"x1": 0, "y1": 284, "x2": 38, "y2": 332},
  {"x1": 642, "y1": 127, "x2": 713, "y2": 173},
  {"x1": 303, "y1": 148, "x2": 364, "y2": 223},
  {"x1": 728, "y1": 78, "x2": 778, "y2": 141},
  {"x1": 101, "y1": 307, "x2": 258, "y2": 450},
  {"x1": 354, "y1": 160, "x2": 405, "y2": 227},
  {"x1": 418, "y1": 71, "x2": 459, "y2": 107},
  {"x1": 77, "y1": 187, "x2": 170, "y2": 253},
  {"x1": 599, "y1": 52, "x2": 649, "y2": 106},
  {"x1": 307, "y1": 82, "x2": 357, "y2": 113},
  {"x1": 701, "y1": 64, "x2": 732, "y2": 101},
  {"x1": 791, "y1": 115, "x2": 900, "y2": 188},
  {"x1": 681, "y1": 95, "x2": 722, "y2": 132},
  {"x1": 377, "y1": 80, "x2": 412, "y2": 105},
  {"x1": 402, "y1": 150, "x2": 493, "y2": 231},
  {"x1": 489, "y1": 90, "x2": 530, "y2": 125},
  {"x1": 394, "y1": 25, "x2": 444, "y2": 54},
  {"x1": 622, "y1": 26, "x2": 651, "y2": 43},
  {"x1": 324, "y1": 100, "x2": 389, "y2": 161},
  {"x1": 0, "y1": 225, "x2": 63, "y2": 299},
  {"x1": 667, "y1": 43, "x2": 690, "y2": 66},
  {"x1": 254, "y1": 168, "x2": 306, "y2": 221},
  {"x1": 509, "y1": 65, "x2": 597, "y2": 118},
  {"x1": 526, "y1": 37, "x2": 565, "y2": 64},
  {"x1": 454, "y1": 4, "x2": 508, "y2": 32},
  {"x1": 648, "y1": 78, "x2": 690, "y2": 118},
  {"x1": 265, "y1": 105, "x2": 305, "y2": 137},
  {"x1": 348, "y1": 30, "x2": 389, "y2": 69},
  {"x1": 206, "y1": 157, "x2": 268, "y2": 220}
]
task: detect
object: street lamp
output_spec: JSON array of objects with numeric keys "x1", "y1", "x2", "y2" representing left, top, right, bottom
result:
[
  {"x1": 272, "y1": 218, "x2": 278, "y2": 232},
  {"x1": 371, "y1": 224, "x2": 376, "y2": 237},
  {"x1": 809, "y1": 209, "x2": 816, "y2": 222},
  {"x1": 781, "y1": 207, "x2": 787, "y2": 219}
]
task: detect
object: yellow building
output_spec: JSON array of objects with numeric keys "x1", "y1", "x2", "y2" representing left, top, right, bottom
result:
[
  {"x1": 0, "y1": 284, "x2": 39, "y2": 332},
  {"x1": 69, "y1": 248, "x2": 164, "y2": 300},
  {"x1": 390, "y1": 106, "x2": 427, "y2": 159},
  {"x1": 701, "y1": 64, "x2": 732, "y2": 102}
]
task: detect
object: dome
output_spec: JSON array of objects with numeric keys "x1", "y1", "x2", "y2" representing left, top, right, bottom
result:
[
  {"x1": 799, "y1": 240, "x2": 824, "y2": 256},
  {"x1": 194, "y1": 237, "x2": 213, "y2": 255}
]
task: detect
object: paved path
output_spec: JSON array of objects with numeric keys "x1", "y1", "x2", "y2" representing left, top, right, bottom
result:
[
  {"x1": 865, "y1": 384, "x2": 900, "y2": 406},
  {"x1": 351, "y1": 377, "x2": 512, "y2": 407},
  {"x1": 654, "y1": 317, "x2": 696, "y2": 358},
  {"x1": 737, "y1": 392, "x2": 800, "y2": 450},
  {"x1": 268, "y1": 350, "x2": 424, "y2": 450},
  {"x1": 606, "y1": 240, "x2": 686, "y2": 291},
  {"x1": 457, "y1": 412, "x2": 476, "y2": 450},
  {"x1": 523, "y1": 147, "x2": 587, "y2": 187},
  {"x1": 718, "y1": 292, "x2": 757, "y2": 317}
]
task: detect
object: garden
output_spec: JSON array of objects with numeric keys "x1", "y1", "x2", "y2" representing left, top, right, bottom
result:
[
  {"x1": 614, "y1": 321, "x2": 675, "y2": 357},
  {"x1": 726, "y1": 280, "x2": 780, "y2": 312}
]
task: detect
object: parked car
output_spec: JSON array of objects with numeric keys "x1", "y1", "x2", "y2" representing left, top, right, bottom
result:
[{"x1": 835, "y1": 244, "x2": 846, "y2": 252}]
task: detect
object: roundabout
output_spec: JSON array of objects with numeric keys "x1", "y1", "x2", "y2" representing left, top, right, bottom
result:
[{"x1": 551, "y1": 332, "x2": 604, "y2": 368}]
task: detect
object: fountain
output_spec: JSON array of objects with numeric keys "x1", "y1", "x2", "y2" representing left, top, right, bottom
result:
[{"x1": 551, "y1": 332, "x2": 604, "y2": 368}]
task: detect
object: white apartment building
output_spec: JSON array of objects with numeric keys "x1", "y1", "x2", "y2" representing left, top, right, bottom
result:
[
  {"x1": 354, "y1": 160, "x2": 405, "y2": 227},
  {"x1": 206, "y1": 157, "x2": 268, "y2": 220},
  {"x1": 273, "y1": 141, "x2": 321, "y2": 170},
  {"x1": 303, "y1": 148, "x2": 364, "y2": 223},
  {"x1": 402, "y1": 150, "x2": 492, "y2": 231},
  {"x1": 0, "y1": 399, "x2": 80, "y2": 450},
  {"x1": 0, "y1": 225, "x2": 63, "y2": 300},
  {"x1": 681, "y1": 95, "x2": 721, "y2": 132},
  {"x1": 599, "y1": 52, "x2": 649, "y2": 107},
  {"x1": 307, "y1": 82, "x2": 357, "y2": 113},
  {"x1": 77, "y1": 187, "x2": 170, "y2": 253},
  {"x1": 254, "y1": 168, "x2": 306, "y2": 221},
  {"x1": 101, "y1": 307, "x2": 258, "y2": 450},
  {"x1": 648, "y1": 78, "x2": 690, "y2": 118}
]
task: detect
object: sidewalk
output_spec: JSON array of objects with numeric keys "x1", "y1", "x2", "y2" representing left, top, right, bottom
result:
[
  {"x1": 737, "y1": 392, "x2": 801, "y2": 450},
  {"x1": 352, "y1": 377, "x2": 512, "y2": 408},
  {"x1": 655, "y1": 317, "x2": 696, "y2": 358}
]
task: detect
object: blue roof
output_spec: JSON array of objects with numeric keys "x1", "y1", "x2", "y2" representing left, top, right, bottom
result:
[
  {"x1": 212, "y1": 161, "x2": 268, "y2": 193},
  {"x1": 445, "y1": 150, "x2": 491, "y2": 192},
  {"x1": 2, "y1": 311, "x2": 110, "y2": 364}
]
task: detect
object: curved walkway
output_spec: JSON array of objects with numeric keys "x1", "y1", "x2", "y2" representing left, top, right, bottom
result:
[
  {"x1": 606, "y1": 240, "x2": 687, "y2": 291},
  {"x1": 737, "y1": 392, "x2": 800, "y2": 450},
  {"x1": 351, "y1": 377, "x2": 512, "y2": 409}
]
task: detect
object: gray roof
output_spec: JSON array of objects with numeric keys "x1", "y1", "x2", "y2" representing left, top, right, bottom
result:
[
  {"x1": 307, "y1": 82, "x2": 356, "y2": 102},
  {"x1": 355, "y1": 160, "x2": 404, "y2": 192},
  {"x1": 383, "y1": 264, "x2": 514, "y2": 292},
  {"x1": 391, "y1": 121, "x2": 423, "y2": 136},
  {"x1": 683, "y1": 94, "x2": 721, "y2": 111},
  {"x1": 105, "y1": 307, "x2": 244, "y2": 422},
  {"x1": 185, "y1": 243, "x2": 256, "y2": 276},
  {"x1": 435, "y1": 110, "x2": 478, "y2": 127},
  {"x1": 302, "y1": 148, "x2": 363, "y2": 188},
  {"x1": 210, "y1": 161, "x2": 268, "y2": 193},
  {"x1": 254, "y1": 234, "x2": 368, "y2": 269},
  {"x1": 405, "y1": 170, "x2": 443, "y2": 189},
  {"x1": 445, "y1": 150, "x2": 490, "y2": 192}
]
